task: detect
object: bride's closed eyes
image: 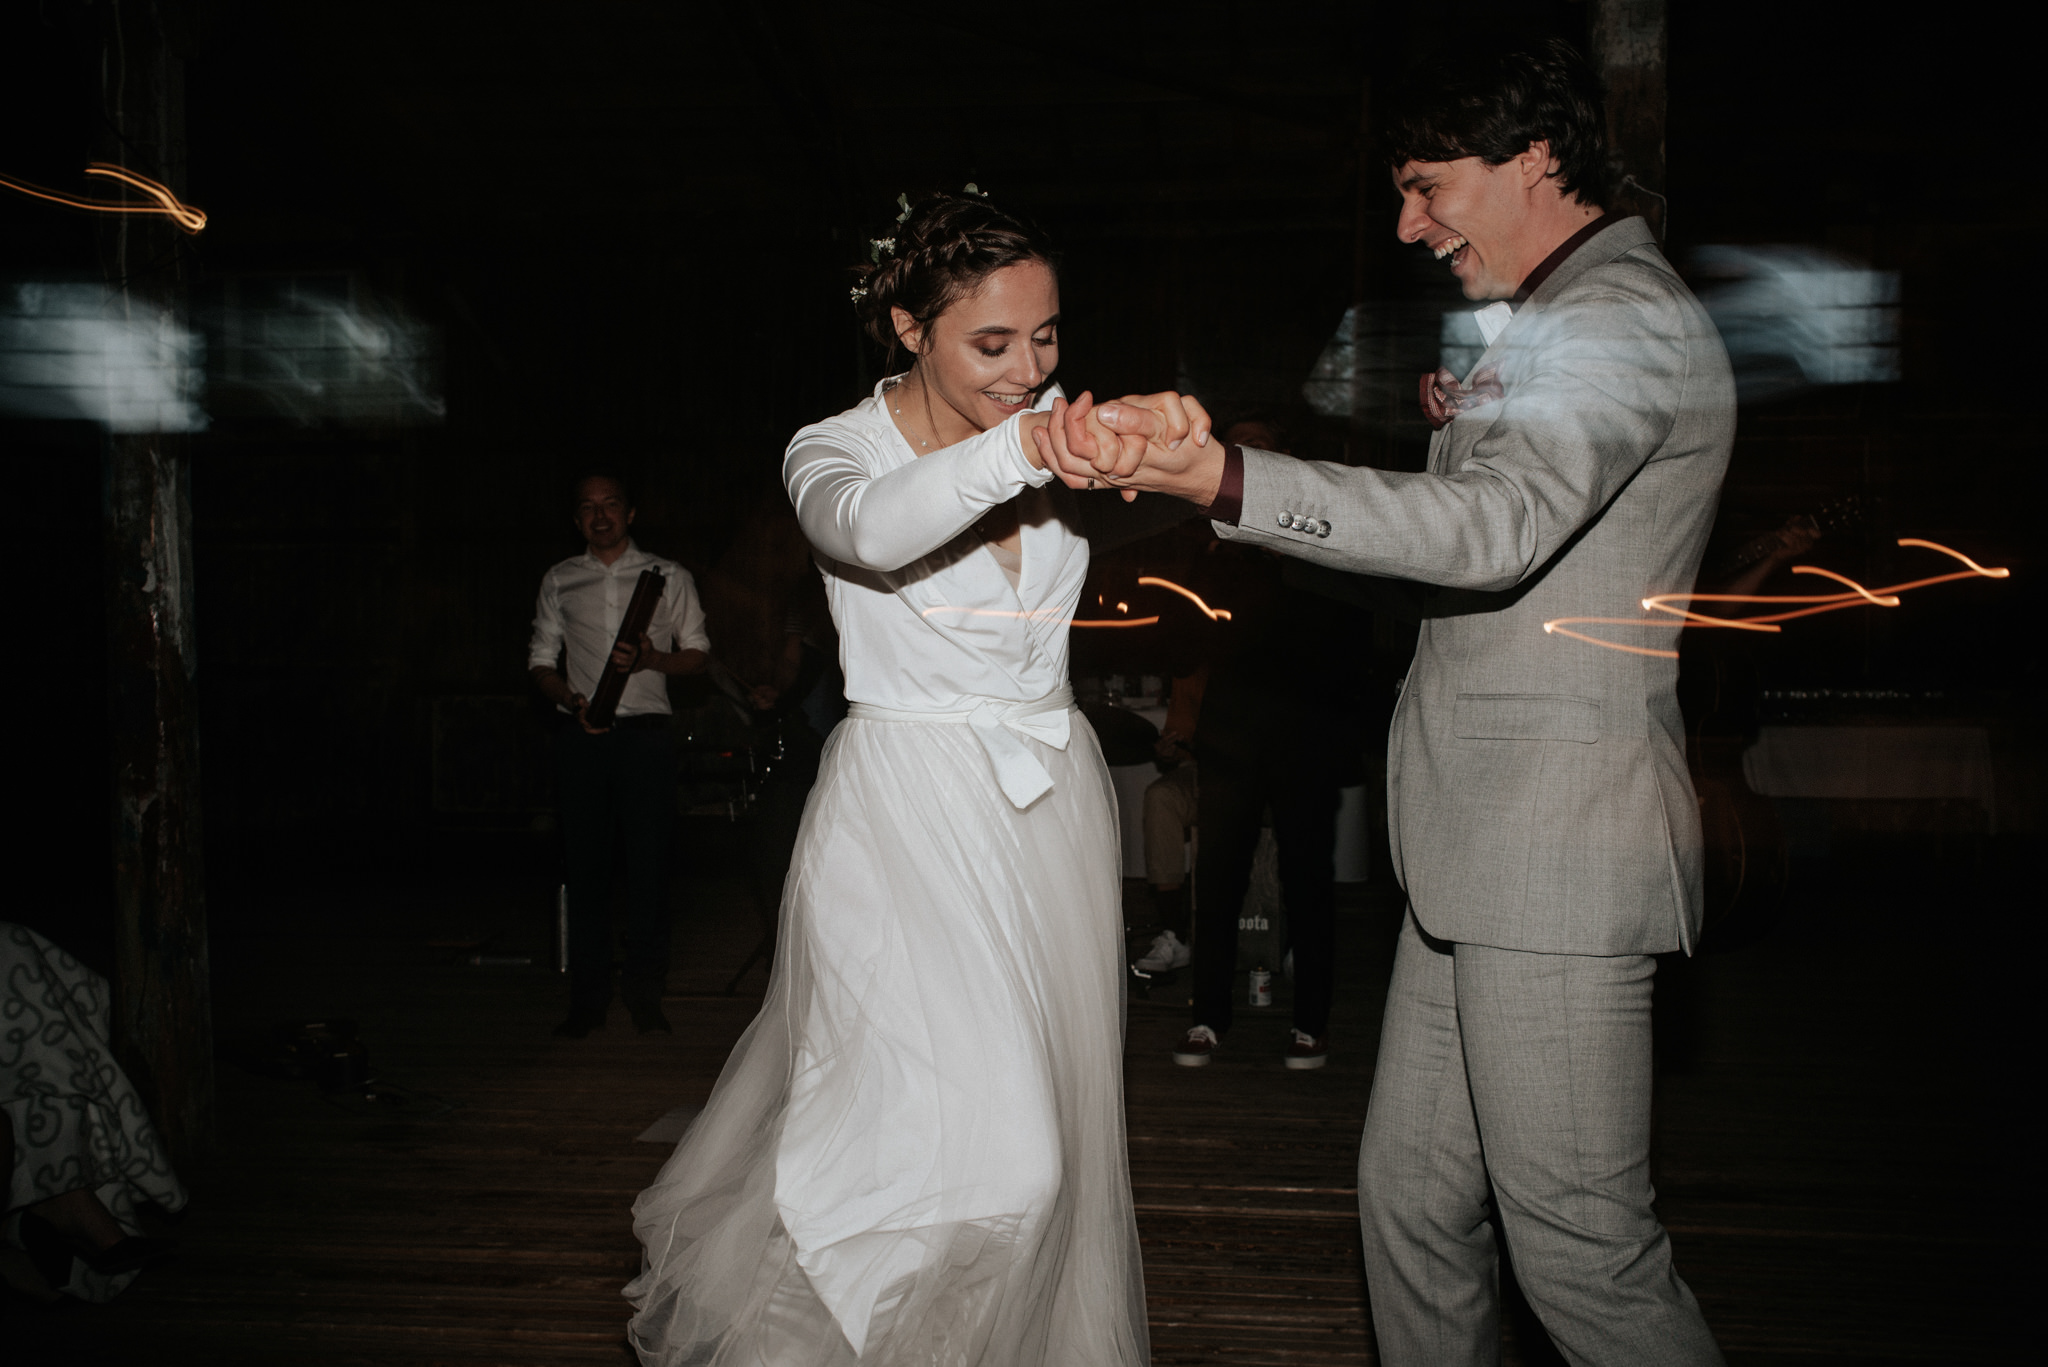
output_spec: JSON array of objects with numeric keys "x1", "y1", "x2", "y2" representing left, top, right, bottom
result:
[{"x1": 975, "y1": 331, "x2": 1057, "y2": 360}]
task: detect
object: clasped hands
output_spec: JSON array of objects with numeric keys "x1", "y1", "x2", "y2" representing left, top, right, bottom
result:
[{"x1": 1024, "y1": 391, "x2": 1225, "y2": 508}]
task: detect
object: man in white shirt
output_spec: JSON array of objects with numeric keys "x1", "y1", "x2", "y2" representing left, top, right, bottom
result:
[{"x1": 528, "y1": 475, "x2": 709, "y2": 1037}]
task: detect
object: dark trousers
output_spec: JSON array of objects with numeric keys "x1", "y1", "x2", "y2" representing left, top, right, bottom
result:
[
  {"x1": 556, "y1": 722, "x2": 676, "y2": 1015},
  {"x1": 1191, "y1": 757, "x2": 1340, "y2": 1039}
]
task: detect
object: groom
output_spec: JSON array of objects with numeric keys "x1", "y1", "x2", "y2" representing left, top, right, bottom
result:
[{"x1": 1041, "y1": 37, "x2": 1731, "y2": 1366}]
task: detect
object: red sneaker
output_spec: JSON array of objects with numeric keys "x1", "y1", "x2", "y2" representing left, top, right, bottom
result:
[
  {"x1": 1172, "y1": 1025, "x2": 1219, "y2": 1067},
  {"x1": 1284, "y1": 1030, "x2": 1327, "y2": 1070}
]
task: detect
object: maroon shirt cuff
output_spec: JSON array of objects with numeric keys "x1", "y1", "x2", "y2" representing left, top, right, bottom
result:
[{"x1": 1203, "y1": 443, "x2": 1244, "y2": 525}]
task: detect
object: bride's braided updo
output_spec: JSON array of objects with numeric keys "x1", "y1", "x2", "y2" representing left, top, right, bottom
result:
[{"x1": 852, "y1": 190, "x2": 1056, "y2": 353}]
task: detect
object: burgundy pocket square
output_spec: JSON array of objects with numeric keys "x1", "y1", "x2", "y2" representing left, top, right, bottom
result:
[{"x1": 1419, "y1": 366, "x2": 1504, "y2": 430}]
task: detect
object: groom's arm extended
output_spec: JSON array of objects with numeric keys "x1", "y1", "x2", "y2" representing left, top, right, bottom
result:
[{"x1": 1072, "y1": 285, "x2": 1689, "y2": 592}]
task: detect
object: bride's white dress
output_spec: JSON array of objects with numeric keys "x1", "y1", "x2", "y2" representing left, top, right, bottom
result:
[{"x1": 626, "y1": 381, "x2": 1148, "y2": 1365}]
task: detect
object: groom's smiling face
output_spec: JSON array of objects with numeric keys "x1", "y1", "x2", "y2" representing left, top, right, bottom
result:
[{"x1": 1394, "y1": 153, "x2": 1539, "y2": 302}]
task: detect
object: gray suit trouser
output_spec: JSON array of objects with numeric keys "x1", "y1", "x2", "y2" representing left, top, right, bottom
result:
[{"x1": 1359, "y1": 912, "x2": 1723, "y2": 1367}]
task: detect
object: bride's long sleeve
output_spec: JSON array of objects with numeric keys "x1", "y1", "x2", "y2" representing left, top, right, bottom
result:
[{"x1": 785, "y1": 415, "x2": 1053, "y2": 572}]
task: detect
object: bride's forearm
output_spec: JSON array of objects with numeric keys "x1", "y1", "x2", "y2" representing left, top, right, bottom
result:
[{"x1": 786, "y1": 414, "x2": 1051, "y2": 572}]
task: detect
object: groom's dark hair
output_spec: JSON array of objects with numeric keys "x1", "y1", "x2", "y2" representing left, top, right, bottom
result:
[{"x1": 1384, "y1": 37, "x2": 1611, "y2": 208}]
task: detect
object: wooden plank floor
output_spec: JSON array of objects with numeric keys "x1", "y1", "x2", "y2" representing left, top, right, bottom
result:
[{"x1": 8, "y1": 835, "x2": 2031, "y2": 1364}]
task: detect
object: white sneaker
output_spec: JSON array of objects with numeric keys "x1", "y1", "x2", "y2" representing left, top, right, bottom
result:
[{"x1": 1136, "y1": 930, "x2": 1191, "y2": 973}]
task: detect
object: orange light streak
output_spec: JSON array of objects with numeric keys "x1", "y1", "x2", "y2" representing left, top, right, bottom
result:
[
  {"x1": 1898, "y1": 538, "x2": 2008, "y2": 578},
  {"x1": 1542, "y1": 539, "x2": 2010, "y2": 658},
  {"x1": 915, "y1": 573, "x2": 1235, "y2": 632},
  {"x1": 0, "y1": 163, "x2": 207, "y2": 233},
  {"x1": 919, "y1": 605, "x2": 1161, "y2": 628},
  {"x1": 1136, "y1": 576, "x2": 1233, "y2": 621}
]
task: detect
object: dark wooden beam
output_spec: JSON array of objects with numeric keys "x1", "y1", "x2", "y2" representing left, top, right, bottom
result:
[
  {"x1": 94, "y1": 0, "x2": 215, "y2": 1163},
  {"x1": 1589, "y1": 0, "x2": 1669, "y2": 239}
]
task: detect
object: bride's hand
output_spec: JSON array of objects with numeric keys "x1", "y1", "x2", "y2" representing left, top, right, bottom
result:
[
  {"x1": 1032, "y1": 393, "x2": 1152, "y2": 500},
  {"x1": 1083, "y1": 392, "x2": 1226, "y2": 506},
  {"x1": 1112, "y1": 392, "x2": 1212, "y2": 462},
  {"x1": 1047, "y1": 391, "x2": 1212, "y2": 485},
  {"x1": 1019, "y1": 396, "x2": 1124, "y2": 472}
]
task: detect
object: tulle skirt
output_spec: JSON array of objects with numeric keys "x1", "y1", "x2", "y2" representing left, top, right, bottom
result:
[{"x1": 626, "y1": 712, "x2": 1148, "y2": 1366}]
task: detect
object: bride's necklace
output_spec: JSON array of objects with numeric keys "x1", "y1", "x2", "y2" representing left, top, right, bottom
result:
[
  {"x1": 891, "y1": 400, "x2": 931, "y2": 450},
  {"x1": 891, "y1": 375, "x2": 939, "y2": 451}
]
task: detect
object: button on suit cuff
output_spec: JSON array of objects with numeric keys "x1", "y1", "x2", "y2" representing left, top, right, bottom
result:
[{"x1": 1202, "y1": 444, "x2": 1244, "y2": 524}]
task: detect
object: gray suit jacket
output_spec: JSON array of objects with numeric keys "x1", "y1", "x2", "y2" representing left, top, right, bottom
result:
[{"x1": 1219, "y1": 218, "x2": 1734, "y2": 954}]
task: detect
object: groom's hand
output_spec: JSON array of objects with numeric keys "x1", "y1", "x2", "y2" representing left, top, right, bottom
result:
[
  {"x1": 1088, "y1": 393, "x2": 1226, "y2": 506},
  {"x1": 1034, "y1": 393, "x2": 1152, "y2": 501},
  {"x1": 1032, "y1": 390, "x2": 1221, "y2": 504}
]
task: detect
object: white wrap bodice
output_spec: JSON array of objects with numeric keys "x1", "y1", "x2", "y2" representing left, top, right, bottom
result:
[{"x1": 783, "y1": 380, "x2": 1085, "y2": 715}]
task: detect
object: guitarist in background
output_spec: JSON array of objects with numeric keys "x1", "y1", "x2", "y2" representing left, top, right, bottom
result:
[
  {"x1": 1705, "y1": 513, "x2": 1821, "y2": 600},
  {"x1": 1679, "y1": 509, "x2": 1839, "y2": 950},
  {"x1": 528, "y1": 475, "x2": 710, "y2": 1038}
]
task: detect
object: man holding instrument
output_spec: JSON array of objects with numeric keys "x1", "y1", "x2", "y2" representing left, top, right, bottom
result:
[{"x1": 529, "y1": 475, "x2": 709, "y2": 1038}]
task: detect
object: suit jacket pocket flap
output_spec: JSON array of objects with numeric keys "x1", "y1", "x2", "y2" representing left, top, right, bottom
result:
[{"x1": 1453, "y1": 693, "x2": 1602, "y2": 744}]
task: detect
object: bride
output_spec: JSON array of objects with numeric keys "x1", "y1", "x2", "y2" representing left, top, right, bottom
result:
[{"x1": 626, "y1": 190, "x2": 1204, "y2": 1364}]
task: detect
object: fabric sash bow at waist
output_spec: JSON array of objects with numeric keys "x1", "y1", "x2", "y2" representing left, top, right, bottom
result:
[{"x1": 848, "y1": 686, "x2": 1074, "y2": 809}]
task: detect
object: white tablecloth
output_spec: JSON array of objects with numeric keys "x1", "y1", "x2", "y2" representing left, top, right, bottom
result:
[{"x1": 1742, "y1": 725, "x2": 1997, "y2": 830}]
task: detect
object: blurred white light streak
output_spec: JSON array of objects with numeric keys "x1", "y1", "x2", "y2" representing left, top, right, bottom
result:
[
  {"x1": 918, "y1": 604, "x2": 1162, "y2": 628},
  {"x1": 204, "y1": 277, "x2": 444, "y2": 424},
  {"x1": 0, "y1": 283, "x2": 206, "y2": 432},
  {"x1": 1693, "y1": 245, "x2": 1900, "y2": 397},
  {"x1": 1300, "y1": 245, "x2": 1901, "y2": 424}
]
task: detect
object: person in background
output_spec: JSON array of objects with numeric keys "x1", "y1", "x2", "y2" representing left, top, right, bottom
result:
[
  {"x1": 696, "y1": 494, "x2": 848, "y2": 953},
  {"x1": 1164, "y1": 416, "x2": 1370, "y2": 1072},
  {"x1": 528, "y1": 474, "x2": 709, "y2": 1038},
  {"x1": 1132, "y1": 665, "x2": 1205, "y2": 973},
  {"x1": 2, "y1": 923, "x2": 184, "y2": 1304},
  {"x1": 1703, "y1": 512, "x2": 1823, "y2": 601}
]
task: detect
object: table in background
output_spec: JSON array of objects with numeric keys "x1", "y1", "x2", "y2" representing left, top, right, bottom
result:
[{"x1": 1743, "y1": 725, "x2": 1997, "y2": 830}]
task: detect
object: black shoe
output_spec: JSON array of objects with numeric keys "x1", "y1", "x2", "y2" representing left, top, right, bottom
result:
[
  {"x1": 552, "y1": 1007, "x2": 607, "y2": 1038},
  {"x1": 628, "y1": 999, "x2": 672, "y2": 1034},
  {"x1": 85, "y1": 1236, "x2": 177, "y2": 1276},
  {"x1": 17, "y1": 1213, "x2": 72, "y2": 1291}
]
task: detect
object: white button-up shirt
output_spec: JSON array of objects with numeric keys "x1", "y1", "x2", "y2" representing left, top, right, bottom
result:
[{"x1": 527, "y1": 541, "x2": 710, "y2": 718}]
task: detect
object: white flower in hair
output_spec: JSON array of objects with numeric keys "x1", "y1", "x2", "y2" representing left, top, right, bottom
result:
[
  {"x1": 869, "y1": 237, "x2": 895, "y2": 263},
  {"x1": 849, "y1": 285, "x2": 868, "y2": 302}
]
